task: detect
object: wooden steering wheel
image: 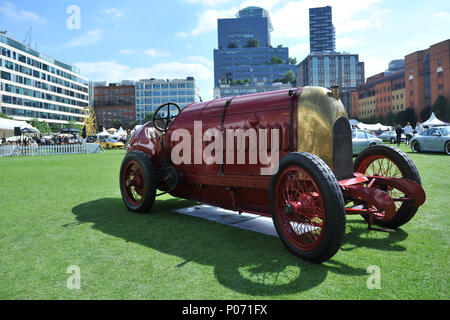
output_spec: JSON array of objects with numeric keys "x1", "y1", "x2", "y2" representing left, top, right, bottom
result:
[{"x1": 152, "y1": 103, "x2": 181, "y2": 133}]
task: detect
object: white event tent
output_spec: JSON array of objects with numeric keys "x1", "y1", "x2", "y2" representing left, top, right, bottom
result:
[
  {"x1": 357, "y1": 122, "x2": 392, "y2": 131},
  {"x1": 0, "y1": 118, "x2": 40, "y2": 138},
  {"x1": 421, "y1": 113, "x2": 449, "y2": 127}
]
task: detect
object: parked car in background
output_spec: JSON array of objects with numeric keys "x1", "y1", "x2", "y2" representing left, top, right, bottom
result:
[
  {"x1": 100, "y1": 137, "x2": 125, "y2": 150},
  {"x1": 410, "y1": 126, "x2": 450, "y2": 155},
  {"x1": 352, "y1": 129, "x2": 383, "y2": 155},
  {"x1": 378, "y1": 131, "x2": 406, "y2": 144},
  {"x1": 86, "y1": 135, "x2": 98, "y2": 143}
]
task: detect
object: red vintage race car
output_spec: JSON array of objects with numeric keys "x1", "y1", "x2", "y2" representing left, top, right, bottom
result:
[{"x1": 120, "y1": 86, "x2": 426, "y2": 263}]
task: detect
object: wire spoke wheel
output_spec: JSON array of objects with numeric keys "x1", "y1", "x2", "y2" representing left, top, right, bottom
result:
[
  {"x1": 123, "y1": 161, "x2": 146, "y2": 205},
  {"x1": 354, "y1": 145, "x2": 422, "y2": 228},
  {"x1": 275, "y1": 166, "x2": 326, "y2": 251},
  {"x1": 270, "y1": 152, "x2": 346, "y2": 263}
]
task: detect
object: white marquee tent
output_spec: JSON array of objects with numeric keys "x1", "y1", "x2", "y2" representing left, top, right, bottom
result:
[
  {"x1": 421, "y1": 112, "x2": 449, "y2": 127},
  {"x1": 0, "y1": 118, "x2": 40, "y2": 138},
  {"x1": 357, "y1": 122, "x2": 392, "y2": 131}
]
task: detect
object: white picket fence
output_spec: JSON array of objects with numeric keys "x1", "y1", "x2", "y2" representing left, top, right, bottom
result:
[{"x1": 0, "y1": 143, "x2": 103, "y2": 158}]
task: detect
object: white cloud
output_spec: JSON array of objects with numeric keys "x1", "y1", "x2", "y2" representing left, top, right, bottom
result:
[
  {"x1": 288, "y1": 43, "x2": 309, "y2": 61},
  {"x1": 270, "y1": 0, "x2": 386, "y2": 40},
  {"x1": 101, "y1": 8, "x2": 123, "y2": 18},
  {"x1": 176, "y1": 8, "x2": 237, "y2": 37},
  {"x1": 0, "y1": 1, "x2": 46, "y2": 23},
  {"x1": 188, "y1": 56, "x2": 214, "y2": 68},
  {"x1": 179, "y1": 0, "x2": 231, "y2": 6},
  {"x1": 144, "y1": 49, "x2": 171, "y2": 58},
  {"x1": 74, "y1": 60, "x2": 213, "y2": 83},
  {"x1": 434, "y1": 12, "x2": 450, "y2": 18},
  {"x1": 66, "y1": 30, "x2": 102, "y2": 48}
]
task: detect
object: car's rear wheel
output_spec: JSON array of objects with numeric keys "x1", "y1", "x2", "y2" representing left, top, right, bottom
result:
[
  {"x1": 120, "y1": 151, "x2": 157, "y2": 213},
  {"x1": 390, "y1": 138, "x2": 396, "y2": 144},
  {"x1": 270, "y1": 152, "x2": 346, "y2": 263},
  {"x1": 354, "y1": 145, "x2": 421, "y2": 228},
  {"x1": 445, "y1": 141, "x2": 450, "y2": 155}
]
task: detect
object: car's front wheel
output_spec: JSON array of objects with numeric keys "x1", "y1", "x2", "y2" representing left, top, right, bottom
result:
[
  {"x1": 445, "y1": 141, "x2": 450, "y2": 155},
  {"x1": 270, "y1": 152, "x2": 346, "y2": 263},
  {"x1": 120, "y1": 151, "x2": 157, "y2": 213}
]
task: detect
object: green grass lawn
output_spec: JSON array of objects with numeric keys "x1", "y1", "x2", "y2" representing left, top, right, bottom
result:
[{"x1": 0, "y1": 145, "x2": 448, "y2": 300}]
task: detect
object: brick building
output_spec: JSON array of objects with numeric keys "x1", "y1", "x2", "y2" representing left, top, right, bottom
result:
[
  {"x1": 93, "y1": 82, "x2": 136, "y2": 129},
  {"x1": 352, "y1": 71, "x2": 405, "y2": 120},
  {"x1": 405, "y1": 39, "x2": 450, "y2": 118}
]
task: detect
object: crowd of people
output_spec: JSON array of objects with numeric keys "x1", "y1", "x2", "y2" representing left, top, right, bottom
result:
[
  {"x1": 394, "y1": 122, "x2": 425, "y2": 146},
  {"x1": 1, "y1": 134, "x2": 83, "y2": 147}
]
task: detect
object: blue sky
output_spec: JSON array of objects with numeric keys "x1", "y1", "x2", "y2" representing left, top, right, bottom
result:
[{"x1": 1, "y1": 0, "x2": 449, "y2": 101}]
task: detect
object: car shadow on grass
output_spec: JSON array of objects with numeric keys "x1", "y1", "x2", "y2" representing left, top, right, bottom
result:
[
  {"x1": 72, "y1": 197, "x2": 367, "y2": 296},
  {"x1": 341, "y1": 219, "x2": 409, "y2": 252}
]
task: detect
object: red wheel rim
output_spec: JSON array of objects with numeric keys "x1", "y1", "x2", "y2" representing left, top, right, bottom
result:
[
  {"x1": 122, "y1": 160, "x2": 146, "y2": 206},
  {"x1": 274, "y1": 166, "x2": 326, "y2": 251},
  {"x1": 356, "y1": 155, "x2": 405, "y2": 212}
]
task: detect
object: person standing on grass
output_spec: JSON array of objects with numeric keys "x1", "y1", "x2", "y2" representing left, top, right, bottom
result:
[
  {"x1": 395, "y1": 125, "x2": 403, "y2": 146},
  {"x1": 404, "y1": 122, "x2": 413, "y2": 145},
  {"x1": 416, "y1": 122, "x2": 424, "y2": 135}
]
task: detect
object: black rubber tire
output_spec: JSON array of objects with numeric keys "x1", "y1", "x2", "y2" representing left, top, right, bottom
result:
[
  {"x1": 120, "y1": 151, "x2": 157, "y2": 213},
  {"x1": 445, "y1": 141, "x2": 450, "y2": 155},
  {"x1": 390, "y1": 138, "x2": 396, "y2": 144},
  {"x1": 411, "y1": 140, "x2": 421, "y2": 153},
  {"x1": 270, "y1": 152, "x2": 346, "y2": 264},
  {"x1": 354, "y1": 145, "x2": 422, "y2": 228}
]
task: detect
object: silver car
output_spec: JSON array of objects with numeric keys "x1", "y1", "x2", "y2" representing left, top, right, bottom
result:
[
  {"x1": 378, "y1": 131, "x2": 406, "y2": 144},
  {"x1": 352, "y1": 129, "x2": 383, "y2": 155},
  {"x1": 410, "y1": 126, "x2": 450, "y2": 155}
]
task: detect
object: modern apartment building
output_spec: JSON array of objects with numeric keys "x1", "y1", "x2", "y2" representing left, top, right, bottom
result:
[
  {"x1": 0, "y1": 33, "x2": 89, "y2": 124},
  {"x1": 93, "y1": 81, "x2": 136, "y2": 129},
  {"x1": 135, "y1": 77, "x2": 200, "y2": 124},
  {"x1": 297, "y1": 52, "x2": 365, "y2": 114},
  {"x1": 214, "y1": 6, "x2": 297, "y2": 98},
  {"x1": 309, "y1": 6, "x2": 336, "y2": 53},
  {"x1": 405, "y1": 39, "x2": 450, "y2": 117}
]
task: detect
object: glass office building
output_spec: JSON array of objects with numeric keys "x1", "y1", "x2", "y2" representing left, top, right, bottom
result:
[
  {"x1": 297, "y1": 52, "x2": 365, "y2": 114},
  {"x1": 135, "y1": 77, "x2": 200, "y2": 124},
  {"x1": 0, "y1": 33, "x2": 89, "y2": 124},
  {"x1": 309, "y1": 6, "x2": 336, "y2": 53},
  {"x1": 214, "y1": 6, "x2": 296, "y2": 98}
]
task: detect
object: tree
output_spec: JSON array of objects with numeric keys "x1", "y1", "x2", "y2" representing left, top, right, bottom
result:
[
  {"x1": 243, "y1": 78, "x2": 251, "y2": 85},
  {"x1": 110, "y1": 120, "x2": 122, "y2": 129},
  {"x1": 276, "y1": 71, "x2": 296, "y2": 85},
  {"x1": 127, "y1": 121, "x2": 138, "y2": 130},
  {"x1": 270, "y1": 56, "x2": 283, "y2": 65},
  {"x1": 0, "y1": 112, "x2": 11, "y2": 119},
  {"x1": 143, "y1": 112, "x2": 154, "y2": 124},
  {"x1": 65, "y1": 120, "x2": 81, "y2": 130},
  {"x1": 385, "y1": 111, "x2": 396, "y2": 126},
  {"x1": 288, "y1": 57, "x2": 297, "y2": 65},
  {"x1": 432, "y1": 95, "x2": 450, "y2": 122},
  {"x1": 30, "y1": 119, "x2": 51, "y2": 134},
  {"x1": 420, "y1": 106, "x2": 432, "y2": 122},
  {"x1": 376, "y1": 114, "x2": 385, "y2": 124},
  {"x1": 49, "y1": 122, "x2": 63, "y2": 133},
  {"x1": 227, "y1": 42, "x2": 238, "y2": 49},
  {"x1": 246, "y1": 39, "x2": 259, "y2": 48}
]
